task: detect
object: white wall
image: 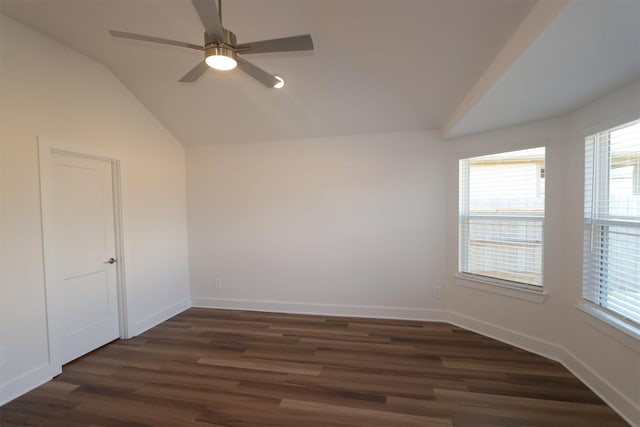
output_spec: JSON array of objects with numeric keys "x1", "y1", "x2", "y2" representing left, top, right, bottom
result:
[
  {"x1": 445, "y1": 80, "x2": 640, "y2": 426},
  {"x1": 187, "y1": 131, "x2": 447, "y2": 319},
  {"x1": 0, "y1": 15, "x2": 191, "y2": 404},
  {"x1": 1, "y1": 11, "x2": 638, "y2": 425}
]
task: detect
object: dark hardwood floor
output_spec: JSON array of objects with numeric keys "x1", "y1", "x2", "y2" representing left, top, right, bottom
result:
[{"x1": 0, "y1": 308, "x2": 629, "y2": 426}]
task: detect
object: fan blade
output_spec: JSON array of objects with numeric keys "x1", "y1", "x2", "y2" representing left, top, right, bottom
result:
[
  {"x1": 236, "y1": 57, "x2": 279, "y2": 88},
  {"x1": 192, "y1": 0, "x2": 224, "y2": 42},
  {"x1": 236, "y1": 34, "x2": 313, "y2": 54},
  {"x1": 110, "y1": 30, "x2": 203, "y2": 51},
  {"x1": 179, "y1": 61, "x2": 210, "y2": 83}
]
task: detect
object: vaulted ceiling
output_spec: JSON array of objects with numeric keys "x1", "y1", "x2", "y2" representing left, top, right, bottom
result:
[{"x1": 1, "y1": 0, "x2": 639, "y2": 146}]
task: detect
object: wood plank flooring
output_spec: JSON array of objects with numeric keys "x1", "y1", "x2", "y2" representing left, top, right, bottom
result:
[{"x1": 0, "y1": 308, "x2": 630, "y2": 426}]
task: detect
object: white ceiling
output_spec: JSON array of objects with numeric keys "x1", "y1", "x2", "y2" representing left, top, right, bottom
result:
[
  {"x1": 447, "y1": 0, "x2": 640, "y2": 138},
  {"x1": 1, "y1": 0, "x2": 638, "y2": 146}
]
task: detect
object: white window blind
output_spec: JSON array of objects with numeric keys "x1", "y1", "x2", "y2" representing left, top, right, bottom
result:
[
  {"x1": 459, "y1": 147, "x2": 545, "y2": 289},
  {"x1": 583, "y1": 118, "x2": 640, "y2": 325}
]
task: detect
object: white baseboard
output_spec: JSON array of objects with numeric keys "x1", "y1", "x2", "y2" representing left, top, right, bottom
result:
[
  {"x1": 0, "y1": 363, "x2": 50, "y2": 406},
  {"x1": 131, "y1": 297, "x2": 191, "y2": 337},
  {"x1": 446, "y1": 310, "x2": 639, "y2": 427},
  {"x1": 191, "y1": 297, "x2": 446, "y2": 322},
  {"x1": 561, "y1": 348, "x2": 640, "y2": 427},
  {"x1": 446, "y1": 311, "x2": 565, "y2": 361}
]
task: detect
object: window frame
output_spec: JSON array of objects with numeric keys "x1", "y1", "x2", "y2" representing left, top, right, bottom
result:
[
  {"x1": 582, "y1": 118, "x2": 640, "y2": 327},
  {"x1": 458, "y1": 147, "x2": 546, "y2": 294}
]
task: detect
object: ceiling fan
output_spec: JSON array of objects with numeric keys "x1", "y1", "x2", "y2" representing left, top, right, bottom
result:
[{"x1": 110, "y1": 0, "x2": 313, "y2": 88}]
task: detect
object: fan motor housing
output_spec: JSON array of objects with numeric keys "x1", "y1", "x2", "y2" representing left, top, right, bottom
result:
[{"x1": 204, "y1": 28, "x2": 236, "y2": 48}]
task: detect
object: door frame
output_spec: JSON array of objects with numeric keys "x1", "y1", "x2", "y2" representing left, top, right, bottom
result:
[{"x1": 38, "y1": 138, "x2": 128, "y2": 376}]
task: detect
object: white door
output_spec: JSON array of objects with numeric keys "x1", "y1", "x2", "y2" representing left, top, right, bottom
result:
[{"x1": 50, "y1": 152, "x2": 120, "y2": 364}]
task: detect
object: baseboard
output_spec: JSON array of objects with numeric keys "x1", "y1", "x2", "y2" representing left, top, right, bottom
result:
[
  {"x1": 0, "y1": 363, "x2": 50, "y2": 406},
  {"x1": 446, "y1": 311, "x2": 565, "y2": 361},
  {"x1": 191, "y1": 297, "x2": 446, "y2": 322},
  {"x1": 131, "y1": 297, "x2": 191, "y2": 337},
  {"x1": 561, "y1": 348, "x2": 640, "y2": 427},
  {"x1": 446, "y1": 310, "x2": 639, "y2": 427}
]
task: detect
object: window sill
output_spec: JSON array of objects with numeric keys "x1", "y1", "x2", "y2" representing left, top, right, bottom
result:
[
  {"x1": 456, "y1": 274, "x2": 547, "y2": 303},
  {"x1": 576, "y1": 302, "x2": 640, "y2": 353}
]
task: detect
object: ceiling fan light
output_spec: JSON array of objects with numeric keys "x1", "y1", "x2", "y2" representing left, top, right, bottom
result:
[
  {"x1": 205, "y1": 46, "x2": 237, "y2": 71},
  {"x1": 273, "y1": 76, "x2": 285, "y2": 89}
]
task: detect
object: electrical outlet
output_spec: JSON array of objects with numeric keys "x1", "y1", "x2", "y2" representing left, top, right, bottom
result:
[
  {"x1": 432, "y1": 287, "x2": 442, "y2": 298},
  {"x1": 215, "y1": 278, "x2": 222, "y2": 290}
]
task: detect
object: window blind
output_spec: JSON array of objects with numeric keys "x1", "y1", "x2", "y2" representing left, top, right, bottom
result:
[
  {"x1": 583, "y1": 118, "x2": 640, "y2": 325},
  {"x1": 459, "y1": 147, "x2": 545, "y2": 288}
]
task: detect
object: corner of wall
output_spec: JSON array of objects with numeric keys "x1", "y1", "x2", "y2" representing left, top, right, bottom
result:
[{"x1": 130, "y1": 297, "x2": 191, "y2": 337}]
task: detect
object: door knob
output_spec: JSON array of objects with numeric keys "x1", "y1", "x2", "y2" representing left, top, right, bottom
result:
[{"x1": 106, "y1": 257, "x2": 117, "y2": 264}]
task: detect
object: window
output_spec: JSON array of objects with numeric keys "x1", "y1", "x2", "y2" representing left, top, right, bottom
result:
[
  {"x1": 459, "y1": 147, "x2": 545, "y2": 290},
  {"x1": 583, "y1": 118, "x2": 640, "y2": 325}
]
